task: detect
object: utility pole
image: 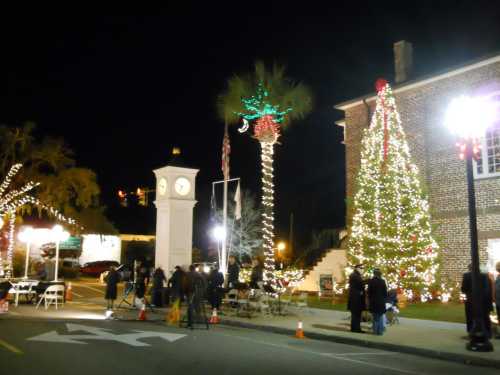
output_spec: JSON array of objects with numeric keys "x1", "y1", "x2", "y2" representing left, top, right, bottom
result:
[{"x1": 288, "y1": 212, "x2": 294, "y2": 258}]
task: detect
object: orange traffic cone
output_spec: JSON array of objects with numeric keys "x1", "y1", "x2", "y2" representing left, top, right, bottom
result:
[
  {"x1": 0, "y1": 299, "x2": 8, "y2": 314},
  {"x1": 209, "y1": 309, "x2": 220, "y2": 324},
  {"x1": 295, "y1": 320, "x2": 305, "y2": 339},
  {"x1": 138, "y1": 303, "x2": 147, "y2": 321},
  {"x1": 65, "y1": 282, "x2": 73, "y2": 301}
]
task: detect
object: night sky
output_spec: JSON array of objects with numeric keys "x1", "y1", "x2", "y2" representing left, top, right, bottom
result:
[{"x1": 2, "y1": 3, "x2": 500, "y2": 252}]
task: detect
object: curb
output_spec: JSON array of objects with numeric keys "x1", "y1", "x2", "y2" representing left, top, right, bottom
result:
[{"x1": 220, "y1": 319, "x2": 500, "y2": 370}]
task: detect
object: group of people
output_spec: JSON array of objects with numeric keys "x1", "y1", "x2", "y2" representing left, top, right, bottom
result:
[
  {"x1": 103, "y1": 255, "x2": 266, "y2": 328},
  {"x1": 348, "y1": 262, "x2": 500, "y2": 338},
  {"x1": 461, "y1": 262, "x2": 500, "y2": 339},
  {"x1": 348, "y1": 264, "x2": 389, "y2": 335}
]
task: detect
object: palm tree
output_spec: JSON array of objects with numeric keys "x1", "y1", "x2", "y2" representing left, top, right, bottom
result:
[{"x1": 218, "y1": 61, "x2": 312, "y2": 286}]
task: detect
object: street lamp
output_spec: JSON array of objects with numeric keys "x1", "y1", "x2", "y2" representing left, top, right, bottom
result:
[
  {"x1": 18, "y1": 226, "x2": 35, "y2": 279},
  {"x1": 275, "y1": 241, "x2": 286, "y2": 270},
  {"x1": 445, "y1": 95, "x2": 496, "y2": 352},
  {"x1": 212, "y1": 225, "x2": 226, "y2": 242},
  {"x1": 52, "y1": 225, "x2": 70, "y2": 282}
]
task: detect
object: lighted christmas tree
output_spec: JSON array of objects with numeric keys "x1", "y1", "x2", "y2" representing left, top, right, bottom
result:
[{"x1": 348, "y1": 79, "x2": 439, "y2": 300}]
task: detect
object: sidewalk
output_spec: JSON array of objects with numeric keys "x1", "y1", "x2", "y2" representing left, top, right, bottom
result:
[{"x1": 218, "y1": 306, "x2": 500, "y2": 369}]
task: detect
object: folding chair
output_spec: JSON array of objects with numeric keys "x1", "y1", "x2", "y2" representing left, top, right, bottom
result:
[
  {"x1": 8, "y1": 281, "x2": 37, "y2": 307},
  {"x1": 36, "y1": 285, "x2": 65, "y2": 310},
  {"x1": 221, "y1": 289, "x2": 239, "y2": 315}
]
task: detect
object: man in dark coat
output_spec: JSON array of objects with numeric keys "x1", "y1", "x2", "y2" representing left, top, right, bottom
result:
[
  {"x1": 227, "y1": 256, "x2": 240, "y2": 288},
  {"x1": 368, "y1": 268, "x2": 388, "y2": 335},
  {"x1": 168, "y1": 266, "x2": 185, "y2": 303},
  {"x1": 461, "y1": 264, "x2": 493, "y2": 338},
  {"x1": 250, "y1": 258, "x2": 263, "y2": 289},
  {"x1": 152, "y1": 267, "x2": 167, "y2": 307},
  {"x1": 184, "y1": 265, "x2": 207, "y2": 329},
  {"x1": 348, "y1": 264, "x2": 366, "y2": 333},
  {"x1": 105, "y1": 266, "x2": 120, "y2": 310},
  {"x1": 207, "y1": 266, "x2": 224, "y2": 310}
]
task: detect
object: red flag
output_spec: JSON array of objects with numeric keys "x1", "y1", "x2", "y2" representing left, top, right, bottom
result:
[{"x1": 222, "y1": 129, "x2": 230, "y2": 179}]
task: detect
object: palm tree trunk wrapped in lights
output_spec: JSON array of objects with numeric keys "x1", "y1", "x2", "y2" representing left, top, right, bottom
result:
[
  {"x1": 218, "y1": 62, "x2": 312, "y2": 287},
  {"x1": 255, "y1": 115, "x2": 280, "y2": 281}
]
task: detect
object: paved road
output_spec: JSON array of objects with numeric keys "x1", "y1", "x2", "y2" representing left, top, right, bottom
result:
[{"x1": 0, "y1": 318, "x2": 497, "y2": 375}]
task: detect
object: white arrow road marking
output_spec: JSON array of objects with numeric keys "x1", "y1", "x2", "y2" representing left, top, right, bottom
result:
[
  {"x1": 27, "y1": 331, "x2": 106, "y2": 345},
  {"x1": 27, "y1": 324, "x2": 186, "y2": 347}
]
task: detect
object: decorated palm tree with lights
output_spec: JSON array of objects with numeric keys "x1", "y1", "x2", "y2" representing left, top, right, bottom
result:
[{"x1": 218, "y1": 61, "x2": 312, "y2": 287}]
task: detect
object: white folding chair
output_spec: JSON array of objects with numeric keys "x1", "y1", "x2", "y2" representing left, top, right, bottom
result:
[
  {"x1": 8, "y1": 281, "x2": 37, "y2": 307},
  {"x1": 36, "y1": 285, "x2": 65, "y2": 310}
]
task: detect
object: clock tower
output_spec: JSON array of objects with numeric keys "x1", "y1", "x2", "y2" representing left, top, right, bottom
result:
[{"x1": 153, "y1": 152, "x2": 199, "y2": 273}]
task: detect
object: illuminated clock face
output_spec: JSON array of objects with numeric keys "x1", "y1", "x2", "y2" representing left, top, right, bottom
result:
[
  {"x1": 158, "y1": 177, "x2": 167, "y2": 196},
  {"x1": 174, "y1": 177, "x2": 191, "y2": 196}
]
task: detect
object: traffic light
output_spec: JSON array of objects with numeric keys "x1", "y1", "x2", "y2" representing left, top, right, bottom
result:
[
  {"x1": 137, "y1": 187, "x2": 147, "y2": 206},
  {"x1": 118, "y1": 190, "x2": 128, "y2": 207}
]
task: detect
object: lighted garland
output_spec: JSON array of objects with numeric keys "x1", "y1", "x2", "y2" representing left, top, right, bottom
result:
[
  {"x1": 347, "y1": 80, "x2": 440, "y2": 299},
  {"x1": 237, "y1": 83, "x2": 292, "y2": 123},
  {"x1": 0, "y1": 164, "x2": 77, "y2": 278},
  {"x1": 237, "y1": 82, "x2": 294, "y2": 289}
]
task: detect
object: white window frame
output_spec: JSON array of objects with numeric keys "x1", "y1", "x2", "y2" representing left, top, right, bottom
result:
[
  {"x1": 473, "y1": 90, "x2": 500, "y2": 179},
  {"x1": 474, "y1": 123, "x2": 500, "y2": 179}
]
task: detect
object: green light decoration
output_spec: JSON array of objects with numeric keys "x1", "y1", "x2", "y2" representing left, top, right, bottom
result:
[{"x1": 237, "y1": 83, "x2": 292, "y2": 124}]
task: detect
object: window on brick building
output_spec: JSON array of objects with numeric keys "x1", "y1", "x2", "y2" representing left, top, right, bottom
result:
[{"x1": 475, "y1": 123, "x2": 500, "y2": 178}]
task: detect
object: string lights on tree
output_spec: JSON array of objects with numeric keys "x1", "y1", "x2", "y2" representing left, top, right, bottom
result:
[
  {"x1": 219, "y1": 62, "x2": 312, "y2": 289},
  {"x1": 347, "y1": 79, "x2": 440, "y2": 299},
  {"x1": 0, "y1": 164, "x2": 77, "y2": 278}
]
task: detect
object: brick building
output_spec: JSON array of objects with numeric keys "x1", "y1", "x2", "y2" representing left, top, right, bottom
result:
[{"x1": 335, "y1": 41, "x2": 500, "y2": 282}]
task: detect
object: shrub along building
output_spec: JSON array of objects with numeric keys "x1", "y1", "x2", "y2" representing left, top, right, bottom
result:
[{"x1": 335, "y1": 40, "x2": 500, "y2": 282}]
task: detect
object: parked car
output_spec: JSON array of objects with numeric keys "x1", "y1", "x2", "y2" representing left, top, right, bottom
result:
[{"x1": 80, "y1": 261, "x2": 120, "y2": 277}]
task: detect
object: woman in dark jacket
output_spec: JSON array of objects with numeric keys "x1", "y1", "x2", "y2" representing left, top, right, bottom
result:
[
  {"x1": 367, "y1": 268, "x2": 388, "y2": 335},
  {"x1": 105, "y1": 266, "x2": 120, "y2": 310}
]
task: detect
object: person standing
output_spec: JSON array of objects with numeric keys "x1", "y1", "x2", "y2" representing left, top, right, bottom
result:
[
  {"x1": 348, "y1": 264, "x2": 366, "y2": 333},
  {"x1": 152, "y1": 267, "x2": 167, "y2": 307},
  {"x1": 367, "y1": 268, "x2": 388, "y2": 335},
  {"x1": 461, "y1": 264, "x2": 494, "y2": 338},
  {"x1": 184, "y1": 265, "x2": 207, "y2": 329},
  {"x1": 208, "y1": 266, "x2": 224, "y2": 311},
  {"x1": 105, "y1": 266, "x2": 120, "y2": 310},
  {"x1": 168, "y1": 266, "x2": 185, "y2": 303},
  {"x1": 227, "y1": 256, "x2": 240, "y2": 288},
  {"x1": 250, "y1": 258, "x2": 263, "y2": 289}
]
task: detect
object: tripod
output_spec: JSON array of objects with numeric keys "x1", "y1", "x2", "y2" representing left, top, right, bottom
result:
[{"x1": 117, "y1": 281, "x2": 154, "y2": 312}]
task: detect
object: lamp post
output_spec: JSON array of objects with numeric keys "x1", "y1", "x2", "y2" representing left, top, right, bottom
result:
[
  {"x1": 18, "y1": 226, "x2": 35, "y2": 279},
  {"x1": 276, "y1": 241, "x2": 286, "y2": 270},
  {"x1": 52, "y1": 225, "x2": 70, "y2": 282},
  {"x1": 445, "y1": 95, "x2": 496, "y2": 352},
  {"x1": 212, "y1": 225, "x2": 227, "y2": 271}
]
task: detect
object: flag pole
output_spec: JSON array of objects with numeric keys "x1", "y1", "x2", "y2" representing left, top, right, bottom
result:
[{"x1": 221, "y1": 122, "x2": 229, "y2": 275}]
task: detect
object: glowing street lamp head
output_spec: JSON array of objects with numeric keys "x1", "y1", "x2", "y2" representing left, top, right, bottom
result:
[
  {"x1": 445, "y1": 95, "x2": 497, "y2": 139},
  {"x1": 277, "y1": 241, "x2": 286, "y2": 251},
  {"x1": 212, "y1": 226, "x2": 226, "y2": 241},
  {"x1": 52, "y1": 224, "x2": 70, "y2": 242},
  {"x1": 18, "y1": 226, "x2": 35, "y2": 243}
]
